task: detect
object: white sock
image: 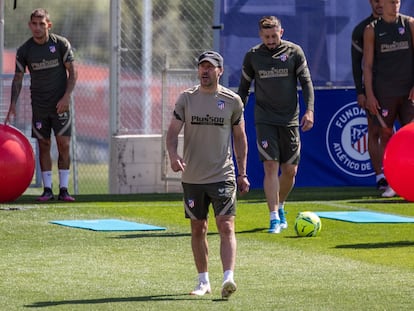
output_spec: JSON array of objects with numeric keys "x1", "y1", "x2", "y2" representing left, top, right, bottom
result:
[
  {"x1": 279, "y1": 202, "x2": 285, "y2": 210},
  {"x1": 270, "y1": 211, "x2": 279, "y2": 221},
  {"x1": 199, "y1": 272, "x2": 209, "y2": 284},
  {"x1": 59, "y1": 169, "x2": 70, "y2": 189},
  {"x1": 376, "y1": 174, "x2": 385, "y2": 182},
  {"x1": 223, "y1": 270, "x2": 234, "y2": 282},
  {"x1": 42, "y1": 171, "x2": 53, "y2": 189}
]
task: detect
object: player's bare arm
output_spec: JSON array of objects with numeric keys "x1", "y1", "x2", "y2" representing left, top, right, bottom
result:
[
  {"x1": 56, "y1": 61, "x2": 78, "y2": 114},
  {"x1": 232, "y1": 121, "x2": 250, "y2": 194},
  {"x1": 4, "y1": 72, "x2": 24, "y2": 124},
  {"x1": 300, "y1": 109, "x2": 314, "y2": 132},
  {"x1": 363, "y1": 25, "x2": 380, "y2": 116},
  {"x1": 166, "y1": 118, "x2": 186, "y2": 172},
  {"x1": 409, "y1": 17, "x2": 414, "y2": 102}
]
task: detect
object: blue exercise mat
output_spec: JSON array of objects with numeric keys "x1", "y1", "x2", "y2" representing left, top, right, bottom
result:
[
  {"x1": 50, "y1": 219, "x2": 166, "y2": 231},
  {"x1": 315, "y1": 211, "x2": 414, "y2": 223}
]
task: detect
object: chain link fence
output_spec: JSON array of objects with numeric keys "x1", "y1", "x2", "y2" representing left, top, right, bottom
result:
[
  {"x1": 161, "y1": 68, "x2": 198, "y2": 182},
  {"x1": 1, "y1": 0, "x2": 215, "y2": 194},
  {"x1": 117, "y1": 0, "x2": 214, "y2": 135}
]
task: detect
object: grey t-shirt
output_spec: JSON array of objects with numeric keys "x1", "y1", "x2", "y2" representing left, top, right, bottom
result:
[{"x1": 173, "y1": 84, "x2": 244, "y2": 184}]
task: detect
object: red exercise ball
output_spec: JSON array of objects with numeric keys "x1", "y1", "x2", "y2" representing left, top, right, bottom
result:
[
  {"x1": 383, "y1": 122, "x2": 414, "y2": 202},
  {"x1": 0, "y1": 124, "x2": 35, "y2": 203}
]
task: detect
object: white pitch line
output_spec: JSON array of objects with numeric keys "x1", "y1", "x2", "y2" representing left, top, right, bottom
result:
[{"x1": 309, "y1": 201, "x2": 365, "y2": 211}]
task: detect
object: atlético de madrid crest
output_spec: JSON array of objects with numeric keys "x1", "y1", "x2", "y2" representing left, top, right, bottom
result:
[{"x1": 326, "y1": 102, "x2": 374, "y2": 178}]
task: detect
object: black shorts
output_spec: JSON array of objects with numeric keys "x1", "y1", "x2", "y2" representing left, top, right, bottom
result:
[
  {"x1": 255, "y1": 123, "x2": 300, "y2": 164},
  {"x1": 32, "y1": 108, "x2": 72, "y2": 139},
  {"x1": 378, "y1": 95, "x2": 414, "y2": 127},
  {"x1": 182, "y1": 180, "x2": 236, "y2": 220}
]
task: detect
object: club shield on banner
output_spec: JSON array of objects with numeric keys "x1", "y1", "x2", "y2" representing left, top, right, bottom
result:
[{"x1": 244, "y1": 89, "x2": 376, "y2": 188}]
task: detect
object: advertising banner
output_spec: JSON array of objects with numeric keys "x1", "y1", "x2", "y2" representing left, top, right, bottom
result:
[{"x1": 245, "y1": 89, "x2": 379, "y2": 188}]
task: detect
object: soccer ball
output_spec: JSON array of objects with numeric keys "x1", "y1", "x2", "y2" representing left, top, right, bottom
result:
[{"x1": 294, "y1": 211, "x2": 322, "y2": 237}]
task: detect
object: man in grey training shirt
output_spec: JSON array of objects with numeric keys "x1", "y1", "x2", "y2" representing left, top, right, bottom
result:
[{"x1": 167, "y1": 51, "x2": 250, "y2": 299}]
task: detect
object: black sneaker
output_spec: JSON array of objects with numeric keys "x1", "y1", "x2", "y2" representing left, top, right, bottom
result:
[
  {"x1": 36, "y1": 187, "x2": 54, "y2": 202},
  {"x1": 376, "y1": 178, "x2": 388, "y2": 191},
  {"x1": 58, "y1": 188, "x2": 75, "y2": 202}
]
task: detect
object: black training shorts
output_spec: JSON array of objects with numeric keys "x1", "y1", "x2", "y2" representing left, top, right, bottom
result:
[
  {"x1": 255, "y1": 123, "x2": 300, "y2": 164},
  {"x1": 181, "y1": 180, "x2": 236, "y2": 220},
  {"x1": 32, "y1": 108, "x2": 72, "y2": 139}
]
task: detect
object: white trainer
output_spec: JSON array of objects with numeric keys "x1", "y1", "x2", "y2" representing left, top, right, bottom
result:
[
  {"x1": 190, "y1": 282, "x2": 211, "y2": 296},
  {"x1": 381, "y1": 186, "x2": 397, "y2": 198},
  {"x1": 221, "y1": 279, "x2": 237, "y2": 299}
]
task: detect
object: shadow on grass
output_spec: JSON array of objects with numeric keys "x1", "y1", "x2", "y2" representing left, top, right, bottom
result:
[
  {"x1": 241, "y1": 187, "x2": 381, "y2": 202},
  {"x1": 24, "y1": 293, "x2": 217, "y2": 308},
  {"x1": 8, "y1": 193, "x2": 184, "y2": 204},
  {"x1": 335, "y1": 240, "x2": 414, "y2": 249},
  {"x1": 6, "y1": 187, "x2": 388, "y2": 205},
  {"x1": 112, "y1": 228, "x2": 266, "y2": 239},
  {"x1": 112, "y1": 232, "x2": 191, "y2": 239},
  {"x1": 237, "y1": 227, "x2": 267, "y2": 234}
]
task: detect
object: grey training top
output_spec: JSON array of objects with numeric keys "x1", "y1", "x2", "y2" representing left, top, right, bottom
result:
[{"x1": 173, "y1": 84, "x2": 244, "y2": 184}]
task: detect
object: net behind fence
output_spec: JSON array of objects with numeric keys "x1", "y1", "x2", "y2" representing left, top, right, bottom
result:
[{"x1": 117, "y1": 0, "x2": 214, "y2": 135}]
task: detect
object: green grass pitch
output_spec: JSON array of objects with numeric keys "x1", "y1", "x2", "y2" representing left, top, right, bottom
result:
[{"x1": 1, "y1": 187, "x2": 413, "y2": 310}]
